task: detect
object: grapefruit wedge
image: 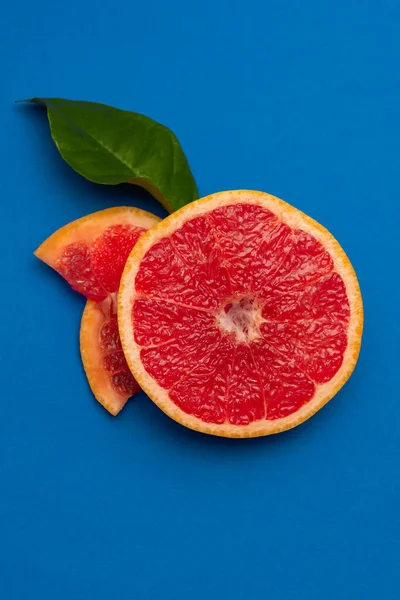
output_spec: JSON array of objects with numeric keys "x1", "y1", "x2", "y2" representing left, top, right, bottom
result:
[
  {"x1": 119, "y1": 190, "x2": 363, "y2": 437},
  {"x1": 35, "y1": 206, "x2": 160, "y2": 415}
]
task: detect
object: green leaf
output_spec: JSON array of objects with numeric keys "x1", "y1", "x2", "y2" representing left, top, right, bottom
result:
[{"x1": 25, "y1": 98, "x2": 199, "y2": 213}]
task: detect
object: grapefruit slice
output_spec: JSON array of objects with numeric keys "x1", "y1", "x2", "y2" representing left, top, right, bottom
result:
[
  {"x1": 35, "y1": 206, "x2": 160, "y2": 415},
  {"x1": 119, "y1": 190, "x2": 363, "y2": 437}
]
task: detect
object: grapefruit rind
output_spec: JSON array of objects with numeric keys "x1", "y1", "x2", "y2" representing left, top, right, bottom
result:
[{"x1": 119, "y1": 190, "x2": 363, "y2": 438}]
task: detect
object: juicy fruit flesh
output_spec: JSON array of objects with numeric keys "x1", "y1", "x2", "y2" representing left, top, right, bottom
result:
[
  {"x1": 99, "y1": 313, "x2": 139, "y2": 397},
  {"x1": 132, "y1": 203, "x2": 350, "y2": 425},
  {"x1": 57, "y1": 224, "x2": 145, "y2": 398},
  {"x1": 57, "y1": 224, "x2": 146, "y2": 301}
]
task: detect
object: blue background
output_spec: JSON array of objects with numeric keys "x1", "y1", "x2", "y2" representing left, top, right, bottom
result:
[{"x1": 1, "y1": 1, "x2": 399, "y2": 598}]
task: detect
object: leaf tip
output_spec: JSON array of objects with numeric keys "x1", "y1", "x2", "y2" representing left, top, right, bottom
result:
[{"x1": 15, "y1": 98, "x2": 45, "y2": 106}]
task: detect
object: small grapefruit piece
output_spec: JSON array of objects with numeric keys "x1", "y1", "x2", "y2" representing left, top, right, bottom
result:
[
  {"x1": 35, "y1": 207, "x2": 160, "y2": 414},
  {"x1": 119, "y1": 191, "x2": 363, "y2": 437},
  {"x1": 80, "y1": 301, "x2": 140, "y2": 415}
]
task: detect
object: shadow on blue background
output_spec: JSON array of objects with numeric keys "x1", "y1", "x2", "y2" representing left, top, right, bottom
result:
[{"x1": 1, "y1": 1, "x2": 399, "y2": 599}]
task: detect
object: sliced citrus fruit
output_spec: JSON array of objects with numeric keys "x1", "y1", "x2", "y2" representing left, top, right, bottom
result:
[
  {"x1": 119, "y1": 190, "x2": 363, "y2": 437},
  {"x1": 35, "y1": 206, "x2": 160, "y2": 415},
  {"x1": 79, "y1": 300, "x2": 141, "y2": 415}
]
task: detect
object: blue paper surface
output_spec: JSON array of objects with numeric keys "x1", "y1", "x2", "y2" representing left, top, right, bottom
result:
[{"x1": 1, "y1": 1, "x2": 399, "y2": 598}]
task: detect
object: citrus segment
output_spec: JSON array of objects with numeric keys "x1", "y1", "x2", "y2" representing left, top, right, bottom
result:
[
  {"x1": 135, "y1": 237, "x2": 229, "y2": 310},
  {"x1": 119, "y1": 190, "x2": 363, "y2": 437},
  {"x1": 35, "y1": 207, "x2": 160, "y2": 414},
  {"x1": 260, "y1": 319, "x2": 348, "y2": 384},
  {"x1": 169, "y1": 336, "x2": 233, "y2": 424},
  {"x1": 261, "y1": 272, "x2": 350, "y2": 323},
  {"x1": 36, "y1": 209, "x2": 157, "y2": 301},
  {"x1": 133, "y1": 298, "x2": 216, "y2": 346},
  {"x1": 208, "y1": 203, "x2": 291, "y2": 294},
  {"x1": 227, "y1": 344, "x2": 265, "y2": 425},
  {"x1": 251, "y1": 339, "x2": 316, "y2": 420},
  {"x1": 140, "y1": 327, "x2": 221, "y2": 389},
  {"x1": 80, "y1": 301, "x2": 140, "y2": 415}
]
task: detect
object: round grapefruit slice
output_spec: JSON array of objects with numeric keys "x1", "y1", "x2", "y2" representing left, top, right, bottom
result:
[
  {"x1": 119, "y1": 190, "x2": 363, "y2": 437},
  {"x1": 35, "y1": 206, "x2": 160, "y2": 415}
]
